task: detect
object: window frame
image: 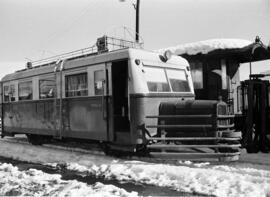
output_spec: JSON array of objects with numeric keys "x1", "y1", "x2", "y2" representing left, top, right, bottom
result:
[
  {"x1": 3, "y1": 83, "x2": 17, "y2": 102},
  {"x1": 94, "y1": 69, "x2": 105, "y2": 96},
  {"x1": 39, "y1": 77, "x2": 56, "y2": 99},
  {"x1": 18, "y1": 80, "x2": 33, "y2": 101},
  {"x1": 143, "y1": 65, "x2": 191, "y2": 93},
  {"x1": 65, "y1": 72, "x2": 88, "y2": 98},
  {"x1": 9, "y1": 84, "x2": 15, "y2": 101},
  {"x1": 165, "y1": 68, "x2": 191, "y2": 93},
  {"x1": 143, "y1": 66, "x2": 171, "y2": 93},
  {"x1": 3, "y1": 85, "x2": 10, "y2": 102}
]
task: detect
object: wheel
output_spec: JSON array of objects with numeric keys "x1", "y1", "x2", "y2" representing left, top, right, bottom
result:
[
  {"x1": 246, "y1": 144, "x2": 259, "y2": 153},
  {"x1": 27, "y1": 134, "x2": 40, "y2": 145},
  {"x1": 260, "y1": 146, "x2": 269, "y2": 153},
  {"x1": 100, "y1": 142, "x2": 111, "y2": 155},
  {"x1": 26, "y1": 134, "x2": 50, "y2": 145}
]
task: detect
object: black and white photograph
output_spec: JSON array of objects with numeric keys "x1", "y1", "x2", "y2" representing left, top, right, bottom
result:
[{"x1": 0, "y1": 0, "x2": 270, "y2": 196}]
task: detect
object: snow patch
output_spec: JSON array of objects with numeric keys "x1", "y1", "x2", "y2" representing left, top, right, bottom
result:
[
  {"x1": 0, "y1": 162, "x2": 138, "y2": 197},
  {"x1": 1, "y1": 138, "x2": 270, "y2": 197},
  {"x1": 158, "y1": 39, "x2": 252, "y2": 56},
  {"x1": 64, "y1": 162, "x2": 270, "y2": 197}
]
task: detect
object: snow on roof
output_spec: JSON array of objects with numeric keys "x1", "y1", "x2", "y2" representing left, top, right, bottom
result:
[{"x1": 159, "y1": 38, "x2": 252, "y2": 56}]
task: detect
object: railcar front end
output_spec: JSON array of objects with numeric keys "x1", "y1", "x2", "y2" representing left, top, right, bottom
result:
[{"x1": 126, "y1": 50, "x2": 241, "y2": 161}]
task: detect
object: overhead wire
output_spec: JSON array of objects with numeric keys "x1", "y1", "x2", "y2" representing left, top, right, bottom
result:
[{"x1": 37, "y1": 0, "x2": 99, "y2": 56}]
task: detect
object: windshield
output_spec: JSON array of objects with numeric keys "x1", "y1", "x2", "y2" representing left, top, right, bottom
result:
[
  {"x1": 144, "y1": 66, "x2": 191, "y2": 93},
  {"x1": 166, "y1": 69, "x2": 190, "y2": 92},
  {"x1": 144, "y1": 67, "x2": 170, "y2": 92}
]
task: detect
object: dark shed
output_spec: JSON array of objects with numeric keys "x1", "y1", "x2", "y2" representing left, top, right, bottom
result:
[{"x1": 159, "y1": 37, "x2": 270, "y2": 113}]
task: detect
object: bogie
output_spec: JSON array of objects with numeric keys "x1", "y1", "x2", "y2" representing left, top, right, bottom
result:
[{"x1": 26, "y1": 134, "x2": 52, "y2": 145}]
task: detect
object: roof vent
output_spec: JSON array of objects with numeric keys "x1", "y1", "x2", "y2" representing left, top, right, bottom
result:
[
  {"x1": 96, "y1": 36, "x2": 108, "y2": 53},
  {"x1": 26, "y1": 62, "x2": 32, "y2": 69}
]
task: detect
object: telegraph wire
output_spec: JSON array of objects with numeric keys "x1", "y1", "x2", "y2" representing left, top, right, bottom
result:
[{"x1": 36, "y1": 0, "x2": 99, "y2": 56}]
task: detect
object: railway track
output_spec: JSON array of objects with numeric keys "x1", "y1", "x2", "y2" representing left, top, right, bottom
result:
[
  {"x1": 1, "y1": 135, "x2": 105, "y2": 156},
  {"x1": 0, "y1": 135, "x2": 238, "y2": 164},
  {"x1": 0, "y1": 136, "x2": 177, "y2": 165}
]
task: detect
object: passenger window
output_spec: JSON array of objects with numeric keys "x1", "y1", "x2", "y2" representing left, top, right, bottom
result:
[
  {"x1": 39, "y1": 77, "x2": 56, "y2": 99},
  {"x1": 18, "y1": 81, "x2": 32, "y2": 100},
  {"x1": 4, "y1": 85, "x2": 16, "y2": 102},
  {"x1": 3, "y1": 86, "x2": 9, "y2": 102},
  {"x1": 166, "y1": 69, "x2": 190, "y2": 92},
  {"x1": 9, "y1": 85, "x2": 15, "y2": 101},
  {"x1": 94, "y1": 70, "x2": 105, "y2": 95},
  {"x1": 65, "y1": 73, "x2": 88, "y2": 97}
]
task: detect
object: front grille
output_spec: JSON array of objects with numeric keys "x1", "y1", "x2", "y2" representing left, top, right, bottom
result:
[
  {"x1": 217, "y1": 102, "x2": 228, "y2": 116},
  {"x1": 217, "y1": 102, "x2": 230, "y2": 127}
]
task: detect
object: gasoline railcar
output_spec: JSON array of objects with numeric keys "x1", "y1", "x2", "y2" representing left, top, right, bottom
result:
[{"x1": 0, "y1": 40, "x2": 241, "y2": 160}]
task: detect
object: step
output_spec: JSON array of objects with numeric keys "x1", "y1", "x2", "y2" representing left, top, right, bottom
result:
[
  {"x1": 146, "y1": 125, "x2": 213, "y2": 129},
  {"x1": 148, "y1": 152, "x2": 240, "y2": 160},
  {"x1": 148, "y1": 137, "x2": 241, "y2": 141},
  {"x1": 147, "y1": 144, "x2": 241, "y2": 149},
  {"x1": 146, "y1": 115, "x2": 212, "y2": 118}
]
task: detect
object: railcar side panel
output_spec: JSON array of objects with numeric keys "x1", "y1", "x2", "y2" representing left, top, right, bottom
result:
[
  {"x1": 3, "y1": 100, "x2": 56, "y2": 135},
  {"x1": 2, "y1": 96, "x2": 110, "y2": 141},
  {"x1": 62, "y1": 97, "x2": 108, "y2": 141}
]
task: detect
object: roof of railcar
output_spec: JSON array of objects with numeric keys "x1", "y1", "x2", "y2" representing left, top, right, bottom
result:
[{"x1": 1, "y1": 48, "x2": 189, "y2": 82}]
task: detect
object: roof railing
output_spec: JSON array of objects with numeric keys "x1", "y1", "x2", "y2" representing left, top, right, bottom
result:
[{"x1": 27, "y1": 36, "x2": 144, "y2": 68}]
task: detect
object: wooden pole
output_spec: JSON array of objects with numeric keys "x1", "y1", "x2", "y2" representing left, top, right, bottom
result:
[{"x1": 135, "y1": 0, "x2": 140, "y2": 42}]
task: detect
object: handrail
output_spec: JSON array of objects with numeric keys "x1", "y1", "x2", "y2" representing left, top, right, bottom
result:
[{"x1": 27, "y1": 36, "x2": 144, "y2": 68}]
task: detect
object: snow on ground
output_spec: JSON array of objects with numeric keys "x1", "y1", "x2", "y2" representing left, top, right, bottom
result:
[
  {"x1": 64, "y1": 161, "x2": 270, "y2": 197},
  {"x1": 158, "y1": 39, "x2": 252, "y2": 56},
  {"x1": 1, "y1": 138, "x2": 270, "y2": 197},
  {"x1": 0, "y1": 162, "x2": 138, "y2": 197}
]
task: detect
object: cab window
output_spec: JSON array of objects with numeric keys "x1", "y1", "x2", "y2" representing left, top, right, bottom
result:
[
  {"x1": 65, "y1": 73, "x2": 88, "y2": 97},
  {"x1": 166, "y1": 69, "x2": 190, "y2": 92},
  {"x1": 144, "y1": 66, "x2": 190, "y2": 93},
  {"x1": 144, "y1": 67, "x2": 170, "y2": 92},
  {"x1": 18, "y1": 81, "x2": 32, "y2": 100}
]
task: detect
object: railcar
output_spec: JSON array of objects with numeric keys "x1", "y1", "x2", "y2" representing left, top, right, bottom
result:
[{"x1": 0, "y1": 37, "x2": 241, "y2": 160}]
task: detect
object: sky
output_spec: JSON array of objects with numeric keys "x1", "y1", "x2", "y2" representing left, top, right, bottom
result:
[{"x1": 0, "y1": 0, "x2": 270, "y2": 79}]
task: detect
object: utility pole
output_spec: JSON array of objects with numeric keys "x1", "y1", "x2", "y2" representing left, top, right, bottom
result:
[
  {"x1": 120, "y1": 0, "x2": 140, "y2": 43},
  {"x1": 135, "y1": 0, "x2": 140, "y2": 43}
]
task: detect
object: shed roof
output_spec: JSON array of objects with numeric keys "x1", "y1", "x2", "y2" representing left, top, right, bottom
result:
[{"x1": 159, "y1": 38, "x2": 270, "y2": 63}]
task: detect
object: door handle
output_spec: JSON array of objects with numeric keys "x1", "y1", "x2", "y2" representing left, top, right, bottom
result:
[{"x1": 102, "y1": 80, "x2": 107, "y2": 120}]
